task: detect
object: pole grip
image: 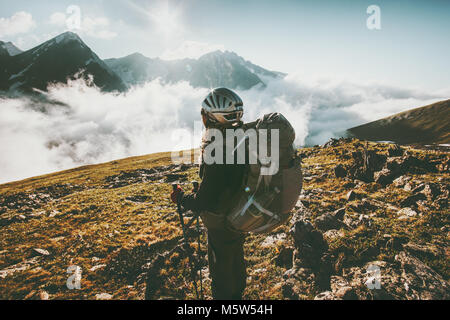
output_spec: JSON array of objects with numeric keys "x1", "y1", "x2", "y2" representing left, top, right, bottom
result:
[{"x1": 192, "y1": 181, "x2": 199, "y2": 193}]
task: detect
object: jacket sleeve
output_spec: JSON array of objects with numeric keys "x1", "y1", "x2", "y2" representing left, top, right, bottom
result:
[{"x1": 179, "y1": 163, "x2": 224, "y2": 212}]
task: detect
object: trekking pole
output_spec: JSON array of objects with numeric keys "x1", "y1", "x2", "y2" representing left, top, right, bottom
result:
[
  {"x1": 191, "y1": 181, "x2": 204, "y2": 300},
  {"x1": 172, "y1": 184, "x2": 199, "y2": 299},
  {"x1": 196, "y1": 215, "x2": 204, "y2": 299}
]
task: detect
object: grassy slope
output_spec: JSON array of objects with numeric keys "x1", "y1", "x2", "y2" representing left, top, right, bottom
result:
[
  {"x1": 0, "y1": 140, "x2": 448, "y2": 300},
  {"x1": 348, "y1": 99, "x2": 450, "y2": 145}
]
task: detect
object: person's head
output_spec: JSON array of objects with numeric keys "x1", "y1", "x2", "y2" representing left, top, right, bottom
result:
[{"x1": 201, "y1": 88, "x2": 244, "y2": 128}]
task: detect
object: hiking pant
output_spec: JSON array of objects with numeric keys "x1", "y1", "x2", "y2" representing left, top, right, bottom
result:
[{"x1": 201, "y1": 211, "x2": 246, "y2": 300}]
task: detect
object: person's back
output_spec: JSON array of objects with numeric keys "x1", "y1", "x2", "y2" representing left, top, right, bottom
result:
[{"x1": 171, "y1": 88, "x2": 248, "y2": 299}]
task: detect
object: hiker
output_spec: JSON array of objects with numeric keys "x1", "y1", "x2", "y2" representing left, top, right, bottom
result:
[
  {"x1": 171, "y1": 88, "x2": 247, "y2": 300},
  {"x1": 171, "y1": 88, "x2": 303, "y2": 300}
]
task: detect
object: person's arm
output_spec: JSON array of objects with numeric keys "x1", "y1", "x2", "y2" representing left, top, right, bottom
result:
[{"x1": 180, "y1": 163, "x2": 224, "y2": 212}]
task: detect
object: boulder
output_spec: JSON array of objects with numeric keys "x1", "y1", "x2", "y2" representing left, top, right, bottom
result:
[
  {"x1": 330, "y1": 276, "x2": 358, "y2": 300},
  {"x1": 397, "y1": 207, "x2": 418, "y2": 220},
  {"x1": 323, "y1": 229, "x2": 345, "y2": 241},
  {"x1": 393, "y1": 176, "x2": 411, "y2": 188},
  {"x1": 290, "y1": 219, "x2": 328, "y2": 268},
  {"x1": 346, "y1": 190, "x2": 359, "y2": 201},
  {"x1": 402, "y1": 242, "x2": 444, "y2": 260},
  {"x1": 314, "y1": 291, "x2": 336, "y2": 300},
  {"x1": 411, "y1": 183, "x2": 426, "y2": 193},
  {"x1": 273, "y1": 246, "x2": 294, "y2": 269},
  {"x1": 39, "y1": 291, "x2": 49, "y2": 300},
  {"x1": 385, "y1": 157, "x2": 403, "y2": 175},
  {"x1": 334, "y1": 165, "x2": 347, "y2": 178},
  {"x1": 374, "y1": 169, "x2": 395, "y2": 186},
  {"x1": 333, "y1": 208, "x2": 346, "y2": 221},
  {"x1": 314, "y1": 212, "x2": 347, "y2": 231},
  {"x1": 314, "y1": 276, "x2": 358, "y2": 300},
  {"x1": 388, "y1": 144, "x2": 404, "y2": 157},
  {"x1": 95, "y1": 293, "x2": 113, "y2": 300},
  {"x1": 89, "y1": 264, "x2": 106, "y2": 272},
  {"x1": 395, "y1": 251, "x2": 449, "y2": 300},
  {"x1": 433, "y1": 197, "x2": 448, "y2": 210},
  {"x1": 323, "y1": 138, "x2": 339, "y2": 148},
  {"x1": 33, "y1": 248, "x2": 50, "y2": 256},
  {"x1": 421, "y1": 183, "x2": 441, "y2": 199},
  {"x1": 282, "y1": 267, "x2": 317, "y2": 300},
  {"x1": 400, "y1": 193, "x2": 426, "y2": 207}
]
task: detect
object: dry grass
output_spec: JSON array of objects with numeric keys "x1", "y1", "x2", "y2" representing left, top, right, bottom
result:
[{"x1": 0, "y1": 140, "x2": 448, "y2": 300}]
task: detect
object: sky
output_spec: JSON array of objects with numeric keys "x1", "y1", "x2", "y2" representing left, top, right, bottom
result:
[{"x1": 1, "y1": 0, "x2": 450, "y2": 91}]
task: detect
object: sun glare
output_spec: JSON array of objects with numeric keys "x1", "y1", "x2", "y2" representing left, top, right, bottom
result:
[{"x1": 143, "y1": 1, "x2": 182, "y2": 40}]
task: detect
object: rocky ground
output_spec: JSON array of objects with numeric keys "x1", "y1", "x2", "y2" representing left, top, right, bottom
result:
[{"x1": 0, "y1": 139, "x2": 448, "y2": 300}]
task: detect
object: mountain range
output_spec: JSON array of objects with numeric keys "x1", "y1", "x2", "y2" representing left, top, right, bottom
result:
[
  {"x1": 0, "y1": 32, "x2": 284, "y2": 94},
  {"x1": 1, "y1": 32, "x2": 448, "y2": 146},
  {"x1": 105, "y1": 51, "x2": 285, "y2": 90},
  {"x1": 348, "y1": 99, "x2": 450, "y2": 145},
  {"x1": 0, "y1": 32, "x2": 126, "y2": 93}
]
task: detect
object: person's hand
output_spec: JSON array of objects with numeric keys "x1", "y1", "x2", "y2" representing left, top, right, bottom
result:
[{"x1": 170, "y1": 185, "x2": 183, "y2": 204}]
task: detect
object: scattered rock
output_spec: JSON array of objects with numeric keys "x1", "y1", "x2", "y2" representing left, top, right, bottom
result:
[
  {"x1": 104, "y1": 166, "x2": 189, "y2": 188},
  {"x1": 397, "y1": 207, "x2": 418, "y2": 220},
  {"x1": 0, "y1": 257, "x2": 41, "y2": 279},
  {"x1": 400, "y1": 193, "x2": 426, "y2": 207},
  {"x1": 333, "y1": 208, "x2": 346, "y2": 221},
  {"x1": 386, "y1": 236, "x2": 409, "y2": 251},
  {"x1": 0, "y1": 184, "x2": 84, "y2": 212},
  {"x1": 358, "y1": 214, "x2": 372, "y2": 226},
  {"x1": 433, "y1": 197, "x2": 448, "y2": 210},
  {"x1": 39, "y1": 291, "x2": 49, "y2": 300},
  {"x1": 291, "y1": 220, "x2": 328, "y2": 261},
  {"x1": 421, "y1": 183, "x2": 441, "y2": 199},
  {"x1": 334, "y1": 165, "x2": 347, "y2": 178},
  {"x1": 33, "y1": 248, "x2": 50, "y2": 256},
  {"x1": 289, "y1": 219, "x2": 332, "y2": 291},
  {"x1": 48, "y1": 210, "x2": 60, "y2": 218},
  {"x1": 323, "y1": 138, "x2": 340, "y2": 148},
  {"x1": 374, "y1": 168, "x2": 396, "y2": 186},
  {"x1": 261, "y1": 233, "x2": 286, "y2": 247},
  {"x1": 95, "y1": 293, "x2": 113, "y2": 300},
  {"x1": 395, "y1": 251, "x2": 449, "y2": 299},
  {"x1": 346, "y1": 190, "x2": 359, "y2": 201},
  {"x1": 89, "y1": 264, "x2": 107, "y2": 272},
  {"x1": 273, "y1": 246, "x2": 294, "y2": 269},
  {"x1": 393, "y1": 176, "x2": 411, "y2": 188},
  {"x1": 323, "y1": 229, "x2": 345, "y2": 241},
  {"x1": 404, "y1": 182, "x2": 413, "y2": 192},
  {"x1": 314, "y1": 212, "x2": 347, "y2": 231},
  {"x1": 282, "y1": 267, "x2": 318, "y2": 299},
  {"x1": 314, "y1": 291, "x2": 336, "y2": 300},
  {"x1": 402, "y1": 242, "x2": 444, "y2": 260},
  {"x1": 385, "y1": 157, "x2": 403, "y2": 174},
  {"x1": 126, "y1": 195, "x2": 152, "y2": 203},
  {"x1": 335, "y1": 285, "x2": 358, "y2": 300},
  {"x1": 388, "y1": 144, "x2": 404, "y2": 157},
  {"x1": 165, "y1": 174, "x2": 187, "y2": 183}
]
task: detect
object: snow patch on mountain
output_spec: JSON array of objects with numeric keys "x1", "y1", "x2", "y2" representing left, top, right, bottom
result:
[
  {"x1": 9, "y1": 64, "x2": 33, "y2": 81},
  {"x1": 55, "y1": 32, "x2": 83, "y2": 45}
]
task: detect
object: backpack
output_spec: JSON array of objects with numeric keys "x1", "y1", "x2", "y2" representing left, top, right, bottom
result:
[{"x1": 226, "y1": 113, "x2": 303, "y2": 234}]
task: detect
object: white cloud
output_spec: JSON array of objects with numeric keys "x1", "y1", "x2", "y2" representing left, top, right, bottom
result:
[
  {"x1": 48, "y1": 12, "x2": 117, "y2": 40},
  {"x1": 0, "y1": 75, "x2": 448, "y2": 184},
  {"x1": 49, "y1": 12, "x2": 67, "y2": 26},
  {"x1": 161, "y1": 41, "x2": 225, "y2": 60},
  {"x1": 82, "y1": 16, "x2": 117, "y2": 39},
  {"x1": 0, "y1": 11, "x2": 36, "y2": 37}
]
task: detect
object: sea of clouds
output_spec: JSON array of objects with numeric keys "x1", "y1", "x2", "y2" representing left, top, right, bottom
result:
[{"x1": 0, "y1": 75, "x2": 447, "y2": 183}]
